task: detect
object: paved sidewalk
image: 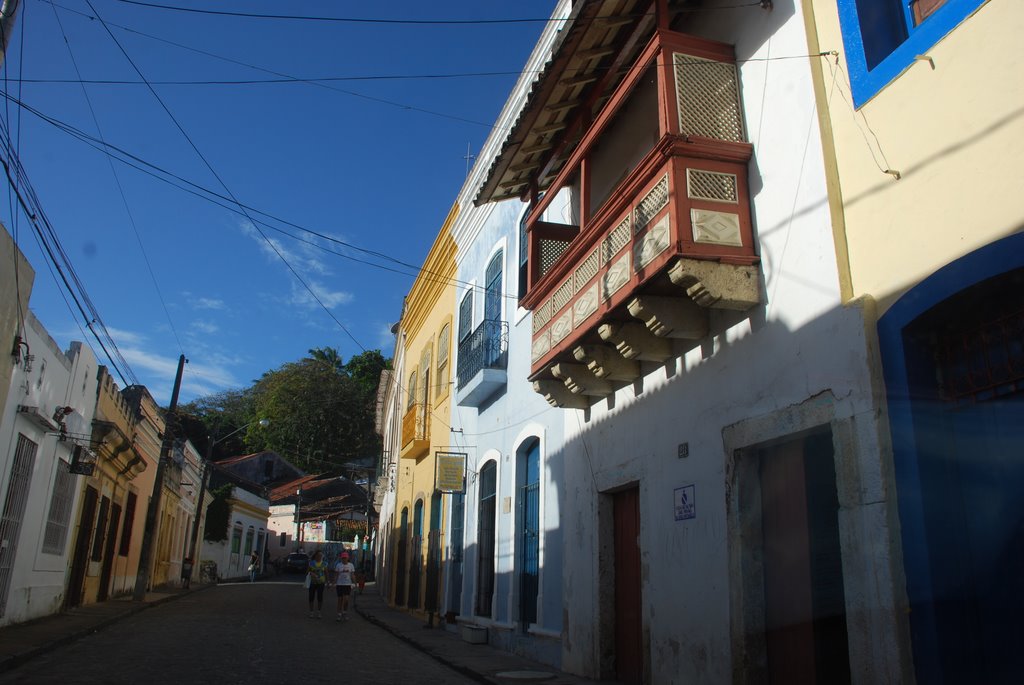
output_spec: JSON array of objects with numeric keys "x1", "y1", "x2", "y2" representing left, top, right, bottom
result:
[
  {"x1": 0, "y1": 585, "x2": 210, "y2": 674},
  {"x1": 354, "y1": 584, "x2": 609, "y2": 684}
]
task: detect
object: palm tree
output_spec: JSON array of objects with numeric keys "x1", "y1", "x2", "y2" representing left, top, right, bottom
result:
[{"x1": 308, "y1": 346, "x2": 344, "y2": 374}]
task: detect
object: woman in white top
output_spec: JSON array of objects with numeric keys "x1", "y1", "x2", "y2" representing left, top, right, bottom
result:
[{"x1": 333, "y1": 551, "x2": 356, "y2": 621}]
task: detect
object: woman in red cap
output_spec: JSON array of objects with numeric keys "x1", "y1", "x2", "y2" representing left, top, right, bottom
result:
[{"x1": 333, "y1": 551, "x2": 356, "y2": 621}]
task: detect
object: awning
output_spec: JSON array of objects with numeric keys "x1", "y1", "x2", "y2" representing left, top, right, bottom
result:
[{"x1": 474, "y1": 0, "x2": 654, "y2": 206}]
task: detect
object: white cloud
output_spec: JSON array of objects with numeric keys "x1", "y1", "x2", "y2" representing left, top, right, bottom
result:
[
  {"x1": 194, "y1": 297, "x2": 226, "y2": 311},
  {"x1": 104, "y1": 326, "x2": 147, "y2": 346},
  {"x1": 289, "y1": 281, "x2": 354, "y2": 310},
  {"x1": 191, "y1": 320, "x2": 219, "y2": 335},
  {"x1": 239, "y1": 220, "x2": 331, "y2": 276},
  {"x1": 92, "y1": 326, "x2": 241, "y2": 403}
]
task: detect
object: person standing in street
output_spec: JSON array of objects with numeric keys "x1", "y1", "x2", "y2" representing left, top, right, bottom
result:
[
  {"x1": 181, "y1": 557, "x2": 193, "y2": 589},
  {"x1": 333, "y1": 551, "x2": 356, "y2": 621},
  {"x1": 248, "y1": 550, "x2": 260, "y2": 582},
  {"x1": 307, "y1": 550, "x2": 328, "y2": 618}
]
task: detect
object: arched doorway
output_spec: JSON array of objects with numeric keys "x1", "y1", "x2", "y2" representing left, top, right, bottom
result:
[{"x1": 879, "y1": 233, "x2": 1024, "y2": 684}]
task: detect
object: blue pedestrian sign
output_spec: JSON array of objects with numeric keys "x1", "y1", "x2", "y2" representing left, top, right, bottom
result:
[{"x1": 674, "y1": 484, "x2": 696, "y2": 521}]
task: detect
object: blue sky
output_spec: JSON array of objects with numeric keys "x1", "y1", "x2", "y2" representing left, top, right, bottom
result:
[{"x1": 2, "y1": 0, "x2": 555, "y2": 404}]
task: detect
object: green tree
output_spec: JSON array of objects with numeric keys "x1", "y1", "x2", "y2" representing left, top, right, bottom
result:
[
  {"x1": 179, "y1": 388, "x2": 260, "y2": 460},
  {"x1": 180, "y1": 348, "x2": 390, "y2": 472},
  {"x1": 203, "y1": 484, "x2": 235, "y2": 542}
]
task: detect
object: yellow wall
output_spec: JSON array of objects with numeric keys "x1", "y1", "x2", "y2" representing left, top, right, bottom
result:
[
  {"x1": 809, "y1": 0, "x2": 1023, "y2": 313},
  {"x1": 391, "y1": 203, "x2": 459, "y2": 611},
  {"x1": 77, "y1": 369, "x2": 152, "y2": 603}
]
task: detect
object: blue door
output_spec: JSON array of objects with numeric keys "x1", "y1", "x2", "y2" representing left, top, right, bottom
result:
[{"x1": 519, "y1": 441, "x2": 540, "y2": 627}]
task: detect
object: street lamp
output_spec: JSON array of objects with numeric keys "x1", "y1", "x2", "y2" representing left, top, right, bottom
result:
[
  {"x1": 295, "y1": 487, "x2": 303, "y2": 552},
  {"x1": 186, "y1": 418, "x2": 270, "y2": 575}
]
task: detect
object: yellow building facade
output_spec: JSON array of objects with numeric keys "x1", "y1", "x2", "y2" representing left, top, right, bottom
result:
[
  {"x1": 808, "y1": 0, "x2": 1024, "y2": 681},
  {"x1": 388, "y1": 204, "x2": 459, "y2": 620},
  {"x1": 66, "y1": 367, "x2": 152, "y2": 606},
  {"x1": 119, "y1": 385, "x2": 184, "y2": 591}
]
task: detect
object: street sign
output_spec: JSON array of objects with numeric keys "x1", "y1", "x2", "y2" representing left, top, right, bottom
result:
[{"x1": 435, "y1": 451, "x2": 467, "y2": 493}]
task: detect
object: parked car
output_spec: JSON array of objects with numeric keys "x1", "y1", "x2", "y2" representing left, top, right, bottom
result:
[{"x1": 283, "y1": 552, "x2": 309, "y2": 573}]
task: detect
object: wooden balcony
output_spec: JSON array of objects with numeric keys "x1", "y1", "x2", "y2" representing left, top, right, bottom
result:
[
  {"x1": 515, "y1": 30, "x2": 763, "y2": 407},
  {"x1": 400, "y1": 402, "x2": 430, "y2": 459}
]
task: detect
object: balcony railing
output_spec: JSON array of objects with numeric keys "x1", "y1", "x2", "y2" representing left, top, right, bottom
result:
[
  {"x1": 456, "y1": 320, "x2": 509, "y2": 389},
  {"x1": 400, "y1": 402, "x2": 430, "y2": 458}
]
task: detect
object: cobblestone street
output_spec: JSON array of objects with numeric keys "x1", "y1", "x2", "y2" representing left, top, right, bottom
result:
[{"x1": 0, "y1": 581, "x2": 475, "y2": 685}]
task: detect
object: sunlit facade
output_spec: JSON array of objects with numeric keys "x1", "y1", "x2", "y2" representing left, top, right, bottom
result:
[{"x1": 382, "y1": 204, "x2": 459, "y2": 621}]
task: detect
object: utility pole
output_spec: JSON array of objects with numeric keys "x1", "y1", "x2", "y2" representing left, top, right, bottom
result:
[
  {"x1": 185, "y1": 442, "x2": 213, "y2": 565},
  {"x1": 186, "y1": 418, "x2": 268, "y2": 572},
  {"x1": 133, "y1": 354, "x2": 186, "y2": 601},
  {"x1": 0, "y1": 1, "x2": 20, "y2": 68}
]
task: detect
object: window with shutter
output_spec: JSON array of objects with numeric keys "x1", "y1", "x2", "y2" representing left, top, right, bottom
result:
[
  {"x1": 459, "y1": 292, "x2": 473, "y2": 342},
  {"x1": 838, "y1": 0, "x2": 980, "y2": 106},
  {"x1": 436, "y1": 324, "x2": 450, "y2": 399}
]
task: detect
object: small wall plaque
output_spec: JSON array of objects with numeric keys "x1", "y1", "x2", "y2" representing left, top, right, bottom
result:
[{"x1": 674, "y1": 484, "x2": 696, "y2": 521}]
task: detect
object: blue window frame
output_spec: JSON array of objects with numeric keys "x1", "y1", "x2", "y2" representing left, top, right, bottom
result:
[{"x1": 838, "y1": 0, "x2": 988, "y2": 107}]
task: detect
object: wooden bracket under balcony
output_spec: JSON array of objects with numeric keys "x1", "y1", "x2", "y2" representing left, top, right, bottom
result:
[
  {"x1": 627, "y1": 295, "x2": 709, "y2": 339},
  {"x1": 532, "y1": 380, "x2": 591, "y2": 409},
  {"x1": 598, "y1": 321, "x2": 674, "y2": 362},
  {"x1": 573, "y1": 345, "x2": 641, "y2": 382},
  {"x1": 551, "y1": 362, "x2": 614, "y2": 397}
]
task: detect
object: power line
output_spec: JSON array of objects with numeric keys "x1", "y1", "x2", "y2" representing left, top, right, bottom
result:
[
  {"x1": 108, "y1": 1, "x2": 765, "y2": 24},
  {"x1": 110, "y1": 1, "x2": 571, "y2": 25},
  {"x1": 0, "y1": 132, "x2": 139, "y2": 385},
  {"x1": 85, "y1": 0, "x2": 368, "y2": 354},
  {"x1": 43, "y1": 0, "x2": 502, "y2": 130},
  {"x1": 8, "y1": 71, "x2": 529, "y2": 85},
  {"x1": 0, "y1": 89, "x2": 529, "y2": 304},
  {"x1": 46, "y1": 0, "x2": 186, "y2": 356}
]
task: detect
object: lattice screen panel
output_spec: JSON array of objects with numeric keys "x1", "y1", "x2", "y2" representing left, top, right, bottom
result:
[
  {"x1": 674, "y1": 53, "x2": 744, "y2": 143},
  {"x1": 575, "y1": 249, "x2": 601, "y2": 292},
  {"x1": 634, "y1": 175, "x2": 669, "y2": 231},
  {"x1": 603, "y1": 216, "x2": 632, "y2": 263},
  {"x1": 687, "y1": 169, "x2": 738, "y2": 203},
  {"x1": 539, "y1": 238, "x2": 571, "y2": 277}
]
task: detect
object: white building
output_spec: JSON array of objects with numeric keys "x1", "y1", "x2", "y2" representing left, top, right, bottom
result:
[
  {"x1": 374, "y1": 343, "x2": 404, "y2": 602},
  {"x1": 468, "y1": 0, "x2": 896, "y2": 682},
  {"x1": 0, "y1": 313, "x2": 98, "y2": 625},
  {"x1": 199, "y1": 473, "x2": 269, "y2": 581},
  {"x1": 444, "y1": 8, "x2": 572, "y2": 664}
]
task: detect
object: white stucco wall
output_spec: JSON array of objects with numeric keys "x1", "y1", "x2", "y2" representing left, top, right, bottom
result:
[
  {"x1": 200, "y1": 486, "x2": 269, "y2": 581},
  {"x1": 0, "y1": 314, "x2": 97, "y2": 625},
  {"x1": 548, "y1": 3, "x2": 899, "y2": 683},
  {"x1": 449, "y1": 196, "x2": 569, "y2": 668}
]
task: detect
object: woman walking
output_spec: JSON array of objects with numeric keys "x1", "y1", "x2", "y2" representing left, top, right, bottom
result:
[
  {"x1": 248, "y1": 550, "x2": 260, "y2": 582},
  {"x1": 306, "y1": 550, "x2": 328, "y2": 618}
]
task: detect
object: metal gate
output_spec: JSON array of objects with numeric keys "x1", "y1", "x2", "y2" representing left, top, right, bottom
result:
[{"x1": 0, "y1": 435, "x2": 38, "y2": 617}]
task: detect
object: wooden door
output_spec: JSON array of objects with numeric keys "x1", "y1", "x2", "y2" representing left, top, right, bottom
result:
[
  {"x1": 613, "y1": 487, "x2": 643, "y2": 684},
  {"x1": 760, "y1": 432, "x2": 850, "y2": 685},
  {"x1": 65, "y1": 486, "x2": 98, "y2": 608}
]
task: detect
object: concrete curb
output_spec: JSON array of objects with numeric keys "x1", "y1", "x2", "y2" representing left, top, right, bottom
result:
[
  {"x1": 354, "y1": 603, "x2": 494, "y2": 685},
  {"x1": 0, "y1": 584, "x2": 215, "y2": 675}
]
